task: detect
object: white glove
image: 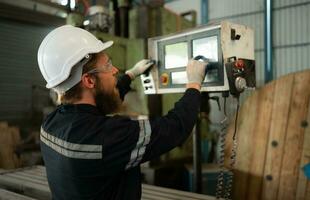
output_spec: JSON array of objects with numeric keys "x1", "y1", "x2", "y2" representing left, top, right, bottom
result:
[
  {"x1": 126, "y1": 59, "x2": 153, "y2": 79},
  {"x1": 187, "y1": 59, "x2": 208, "y2": 84}
]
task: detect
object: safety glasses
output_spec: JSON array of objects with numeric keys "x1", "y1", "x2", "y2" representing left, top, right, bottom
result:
[{"x1": 86, "y1": 59, "x2": 114, "y2": 74}]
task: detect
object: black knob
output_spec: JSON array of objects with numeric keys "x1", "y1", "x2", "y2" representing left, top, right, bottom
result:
[
  {"x1": 144, "y1": 79, "x2": 151, "y2": 84},
  {"x1": 145, "y1": 86, "x2": 153, "y2": 90}
]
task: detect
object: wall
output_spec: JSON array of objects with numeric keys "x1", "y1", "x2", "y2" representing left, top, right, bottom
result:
[
  {"x1": 0, "y1": 18, "x2": 55, "y2": 125},
  {"x1": 200, "y1": 0, "x2": 310, "y2": 132},
  {"x1": 273, "y1": 1, "x2": 310, "y2": 78},
  {"x1": 0, "y1": 0, "x2": 67, "y2": 18},
  {"x1": 208, "y1": 0, "x2": 310, "y2": 86}
]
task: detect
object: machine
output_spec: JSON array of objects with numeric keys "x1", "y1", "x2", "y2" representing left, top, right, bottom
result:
[
  {"x1": 141, "y1": 21, "x2": 256, "y2": 199},
  {"x1": 141, "y1": 21, "x2": 256, "y2": 97}
]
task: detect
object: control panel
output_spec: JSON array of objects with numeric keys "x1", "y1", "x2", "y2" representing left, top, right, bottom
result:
[
  {"x1": 141, "y1": 21, "x2": 256, "y2": 97},
  {"x1": 225, "y1": 58, "x2": 256, "y2": 96}
]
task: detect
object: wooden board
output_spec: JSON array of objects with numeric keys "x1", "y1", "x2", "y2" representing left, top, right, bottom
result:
[
  {"x1": 262, "y1": 73, "x2": 294, "y2": 200},
  {"x1": 295, "y1": 76, "x2": 310, "y2": 200},
  {"x1": 225, "y1": 70, "x2": 310, "y2": 200},
  {"x1": 0, "y1": 122, "x2": 8, "y2": 129},
  {"x1": 0, "y1": 122, "x2": 21, "y2": 169},
  {"x1": 277, "y1": 71, "x2": 309, "y2": 199}
]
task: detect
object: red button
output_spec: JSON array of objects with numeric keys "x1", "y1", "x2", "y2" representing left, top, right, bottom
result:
[
  {"x1": 160, "y1": 74, "x2": 169, "y2": 85},
  {"x1": 235, "y1": 60, "x2": 245, "y2": 69}
]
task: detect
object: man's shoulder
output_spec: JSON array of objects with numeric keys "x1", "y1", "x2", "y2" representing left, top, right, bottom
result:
[{"x1": 104, "y1": 114, "x2": 139, "y2": 129}]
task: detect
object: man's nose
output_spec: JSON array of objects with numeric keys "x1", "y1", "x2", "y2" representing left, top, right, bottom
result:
[{"x1": 112, "y1": 66, "x2": 119, "y2": 74}]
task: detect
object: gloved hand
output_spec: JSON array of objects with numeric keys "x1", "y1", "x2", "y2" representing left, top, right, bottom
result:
[
  {"x1": 187, "y1": 59, "x2": 208, "y2": 84},
  {"x1": 125, "y1": 59, "x2": 154, "y2": 79}
]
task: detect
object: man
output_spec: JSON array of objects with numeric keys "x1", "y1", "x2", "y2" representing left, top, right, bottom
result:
[{"x1": 37, "y1": 25, "x2": 207, "y2": 200}]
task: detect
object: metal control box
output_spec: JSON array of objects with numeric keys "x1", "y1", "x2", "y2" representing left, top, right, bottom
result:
[{"x1": 142, "y1": 21, "x2": 256, "y2": 96}]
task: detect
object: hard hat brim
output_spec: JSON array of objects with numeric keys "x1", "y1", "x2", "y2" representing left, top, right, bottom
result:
[{"x1": 45, "y1": 40, "x2": 113, "y2": 89}]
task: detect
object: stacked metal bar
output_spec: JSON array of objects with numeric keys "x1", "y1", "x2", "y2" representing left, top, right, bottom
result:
[
  {"x1": 141, "y1": 184, "x2": 216, "y2": 200},
  {"x1": 0, "y1": 188, "x2": 37, "y2": 200},
  {"x1": 0, "y1": 166, "x2": 50, "y2": 199},
  {"x1": 0, "y1": 166, "x2": 217, "y2": 200}
]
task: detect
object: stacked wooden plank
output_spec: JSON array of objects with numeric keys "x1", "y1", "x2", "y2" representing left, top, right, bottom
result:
[
  {"x1": 0, "y1": 122, "x2": 21, "y2": 169},
  {"x1": 0, "y1": 166, "x2": 218, "y2": 200},
  {"x1": 225, "y1": 70, "x2": 310, "y2": 200}
]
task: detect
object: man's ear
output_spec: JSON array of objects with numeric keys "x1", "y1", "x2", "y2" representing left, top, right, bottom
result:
[{"x1": 81, "y1": 73, "x2": 95, "y2": 89}]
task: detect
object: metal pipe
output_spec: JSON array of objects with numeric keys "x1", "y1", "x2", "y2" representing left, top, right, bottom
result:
[
  {"x1": 117, "y1": 0, "x2": 129, "y2": 37},
  {"x1": 67, "y1": 0, "x2": 71, "y2": 12},
  {"x1": 29, "y1": 0, "x2": 67, "y2": 11},
  {"x1": 164, "y1": 0, "x2": 178, "y2": 3},
  {"x1": 0, "y1": 2, "x2": 65, "y2": 25},
  {"x1": 201, "y1": 0, "x2": 208, "y2": 24},
  {"x1": 193, "y1": 124, "x2": 202, "y2": 193},
  {"x1": 264, "y1": 0, "x2": 273, "y2": 83}
]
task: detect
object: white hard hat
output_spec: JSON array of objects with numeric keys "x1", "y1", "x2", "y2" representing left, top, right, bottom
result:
[{"x1": 37, "y1": 25, "x2": 113, "y2": 93}]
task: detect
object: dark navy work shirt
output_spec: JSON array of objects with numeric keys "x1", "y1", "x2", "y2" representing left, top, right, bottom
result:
[{"x1": 40, "y1": 74, "x2": 201, "y2": 200}]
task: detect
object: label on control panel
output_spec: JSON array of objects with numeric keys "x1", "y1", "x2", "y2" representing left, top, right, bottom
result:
[
  {"x1": 171, "y1": 71, "x2": 188, "y2": 84},
  {"x1": 170, "y1": 71, "x2": 213, "y2": 85},
  {"x1": 141, "y1": 73, "x2": 156, "y2": 94}
]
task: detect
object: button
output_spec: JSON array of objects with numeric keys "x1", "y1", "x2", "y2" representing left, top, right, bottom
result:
[
  {"x1": 160, "y1": 73, "x2": 169, "y2": 85},
  {"x1": 235, "y1": 60, "x2": 245, "y2": 69},
  {"x1": 144, "y1": 79, "x2": 151, "y2": 84},
  {"x1": 145, "y1": 86, "x2": 153, "y2": 90},
  {"x1": 161, "y1": 76, "x2": 167, "y2": 83}
]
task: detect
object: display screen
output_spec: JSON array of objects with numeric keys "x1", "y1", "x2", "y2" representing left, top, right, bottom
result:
[
  {"x1": 192, "y1": 36, "x2": 218, "y2": 62},
  {"x1": 164, "y1": 42, "x2": 188, "y2": 69},
  {"x1": 155, "y1": 28, "x2": 224, "y2": 91}
]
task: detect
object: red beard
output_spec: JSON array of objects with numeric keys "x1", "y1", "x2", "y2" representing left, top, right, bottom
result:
[{"x1": 94, "y1": 79, "x2": 122, "y2": 115}]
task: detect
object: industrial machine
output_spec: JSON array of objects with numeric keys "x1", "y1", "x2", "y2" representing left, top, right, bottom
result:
[
  {"x1": 141, "y1": 21, "x2": 256, "y2": 200},
  {"x1": 141, "y1": 21, "x2": 256, "y2": 97},
  {"x1": 84, "y1": 5, "x2": 114, "y2": 34}
]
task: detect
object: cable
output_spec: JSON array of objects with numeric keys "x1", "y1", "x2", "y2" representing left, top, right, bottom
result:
[
  {"x1": 224, "y1": 97, "x2": 240, "y2": 200},
  {"x1": 232, "y1": 97, "x2": 240, "y2": 140},
  {"x1": 215, "y1": 97, "x2": 228, "y2": 199},
  {"x1": 215, "y1": 96, "x2": 240, "y2": 200}
]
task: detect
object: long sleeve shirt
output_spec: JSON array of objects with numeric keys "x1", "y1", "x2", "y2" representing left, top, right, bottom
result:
[{"x1": 40, "y1": 74, "x2": 201, "y2": 200}]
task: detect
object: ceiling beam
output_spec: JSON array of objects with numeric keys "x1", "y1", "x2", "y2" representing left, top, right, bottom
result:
[{"x1": 0, "y1": 2, "x2": 65, "y2": 26}]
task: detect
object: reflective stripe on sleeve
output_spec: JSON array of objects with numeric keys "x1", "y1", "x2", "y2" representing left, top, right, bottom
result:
[
  {"x1": 125, "y1": 120, "x2": 151, "y2": 169},
  {"x1": 40, "y1": 127, "x2": 102, "y2": 159}
]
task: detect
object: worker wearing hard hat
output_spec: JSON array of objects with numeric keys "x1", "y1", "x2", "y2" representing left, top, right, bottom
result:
[{"x1": 37, "y1": 25, "x2": 207, "y2": 200}]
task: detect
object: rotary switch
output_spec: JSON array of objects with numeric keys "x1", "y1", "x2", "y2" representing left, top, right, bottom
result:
[{"x1": 235, "y1": 77, "x2": 247, "y2": 92}]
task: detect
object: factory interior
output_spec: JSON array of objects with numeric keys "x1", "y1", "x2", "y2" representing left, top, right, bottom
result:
[{"x1": 0, "y1": 0, "x2": 309, "y2": 199}]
